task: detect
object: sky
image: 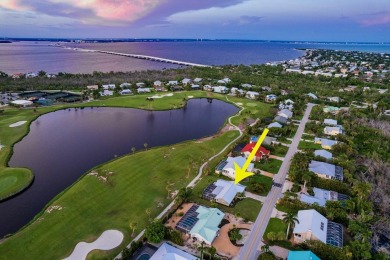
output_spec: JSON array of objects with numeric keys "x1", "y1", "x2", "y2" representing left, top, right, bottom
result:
[{"x1": 0, "y1": 0, "x2": 389, "y2": 42}]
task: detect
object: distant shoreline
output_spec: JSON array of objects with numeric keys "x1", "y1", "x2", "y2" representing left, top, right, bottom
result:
[{"x1": 2, "y1": 38, "x2": 390, "y2": 45}]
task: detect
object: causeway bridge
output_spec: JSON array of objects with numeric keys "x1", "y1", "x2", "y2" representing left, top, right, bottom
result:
[{"x1": 59, "y1": 45, "x2": 211, "y2": 68}]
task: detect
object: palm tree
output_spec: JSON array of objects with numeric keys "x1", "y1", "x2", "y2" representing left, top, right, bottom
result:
[
  {"x1": 261, "y1": 244, "x2": 270, "y2": 253},
  {"x1": 145, "y1": 208, "x2": 152, "y2": 220},
  {"x1": 301, "y1": 171, "x2": 312, "y2": 191},
  {"x1": 177, "y1": 187, "x2": 192, "y2": 203},
  {"x1": 144, "y1": 143, "x2": 148, "y2": 150},
  {"x1": 352, "y1": 182, "x2": 371, "y2": 200},
  {"x1": 283, "y1": 212, "x2": 299, "y2": 240},
  {"x1": 129, "y1": 221, "x2": 137, "y2": 236},
  {"x1": 166, "y1": 180, "x2": 174, "y2": 199},
  {"x1": 131, "y1": 147, "x2": 136, "y2": 154}
]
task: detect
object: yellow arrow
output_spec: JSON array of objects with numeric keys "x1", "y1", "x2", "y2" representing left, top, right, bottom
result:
[{"x1": 234, "y1": 128, "x2": 269, "y2": 185}]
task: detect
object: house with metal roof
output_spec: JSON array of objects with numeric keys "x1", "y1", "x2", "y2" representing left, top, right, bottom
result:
[
  {"x1": 212, "y1": 86, "x2": 229, "y2": 94},
  {"x1": 314, "y1": 138, "x2": 338, "y2": 150},
  {"x1": 324, "y1": 126, "x2": 343, "y2": 136},
  {"x1": 300, "y1": 187, "x2": 349, "y2": 207},
  {"x1": 218, "y1": 156, "x2": 254, "y2": 179},
  {"x1": 176, "y1": 205, "x2": 225, "y2": 245},
  {"x1": 274, "y1": 115, "x2": 288, "y2": 124},
  {"x1": 245, "y1": 91, "x2": 259, "y2": 99},
  {"x1": 150, "y1": 242, "x2": 198, "y2": 260},
  {"x1": 314, "y1": 149, "x2": 333, "y2": 160},
  {"x1": 293, "y1": 209, "x2": 343, "y2": 248},
  {"x1": 309, "y1": 160, "x2": 343, "y2": 181},
  {"x1": 287, "y1": 251, "x2": 320, "y2": 260},
  {"x1": 278, "y1": 109, "x2": 293, "y2": 119},
  {"x1": 324, "y1": 119, "x2": 337, "y2": 126},
  {"x1": 268, "y1": 122, "x2": 283, "y2": 128},
  {"x1": 203, "y1": 179, "x2": 245, "y2": 206}
]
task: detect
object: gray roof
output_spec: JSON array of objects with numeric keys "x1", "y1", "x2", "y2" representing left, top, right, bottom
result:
[
  {"x1": 300, "y1": 187, "x2": 338, "y2": 207},
  {"x1": 274, "y1": 115, "x2": 288, "y2": 124},
  {"x1": 324, "y1": 119, "x2": 337, "y2": 126},
  {"x1": 314, "y1": 150, "x2": 333, "y2": 159},
  {"x1": 309, "y1": 160, "x2": 343, "y2": 181},
  {"x1": 212, "y1": 179, "x2": 245, "y2": 205},
  {"x1": 150, "y1": 242, "x2": 198, "y2": 260},
  {"x1": 278, "y1": 109, "x2": 293, "y2": 119}
]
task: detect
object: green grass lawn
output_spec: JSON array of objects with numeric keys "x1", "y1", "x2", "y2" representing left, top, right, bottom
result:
[
  {"x1": 255, "y1": 159, "x2": 282, "y2": 174},
  {"x1": 272, "y1": 145, "x2": 288, "y2": 157},
  {"x1": 0, "y1": 131, "x2": 239, "y2": 260},
  {"x1": 0, "y1": 168, "x2": 33, "y2": 200},
  {"x1": 226, "y1": 96, "x2": 272, "y2": 126},
  {"x1": 298, "y1": 140, "x2": 322, "y2": 150},
  {"x1": 263, "y1": 218, "x2": 287, "y2": 239},
  {"x1": 246, "y1": 174, "x2": 273, "y2": 196}
]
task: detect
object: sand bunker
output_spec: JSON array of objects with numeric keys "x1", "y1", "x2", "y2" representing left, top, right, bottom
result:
[
  {"x1": 150, "y1": 93, "x2": 174, "y2": 99},
  {"x1": 64, "y1": 230, "x2": 123, "y2": 260},
  {"x1": 188, "y1": 96, "x2": 194, "y2": 98},
  {"x1": 9, "y1": 121, "x2": 27, "y2": 127}
]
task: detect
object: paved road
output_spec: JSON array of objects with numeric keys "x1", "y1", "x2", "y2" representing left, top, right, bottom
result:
[{"x1": 237, "y1": 103, "x2": 315, "y2": 260}]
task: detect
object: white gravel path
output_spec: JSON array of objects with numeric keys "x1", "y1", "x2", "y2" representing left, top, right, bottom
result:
[
  {"x1": 64, "y1": 230, "x2": 123, "y2": 260},
  {"x1": 9, "y1": 121, "x2": 27, "y2": 127}
]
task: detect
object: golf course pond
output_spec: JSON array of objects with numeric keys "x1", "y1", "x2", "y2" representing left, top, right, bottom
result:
[{"x1": 0, "y1": 98, "x2": 238, "y2": 237}]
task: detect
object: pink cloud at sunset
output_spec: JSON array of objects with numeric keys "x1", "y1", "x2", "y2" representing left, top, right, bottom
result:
[
  {"x1": 68, "y1": 0, "x2": 163, "y2": 22},
  {"x1": 0, "y1": 0, "x2": 30, "y2": 11},
  {"x1": 358, "y1": 12, "x2": 390, "y2": 27}
]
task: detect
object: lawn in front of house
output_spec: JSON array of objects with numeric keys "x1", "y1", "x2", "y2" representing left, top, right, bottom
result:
[
  {"x1": 263, "y1": 218, "x2": 287, "y2": 239},
  {"x1": 298, "y1": 140, "x2": 322, "y2": 150},
  {"x1": 255, "y1": 159, "x2": 282, "y2": 174}
]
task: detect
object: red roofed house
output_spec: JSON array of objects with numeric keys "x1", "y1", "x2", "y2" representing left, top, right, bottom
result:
[{"x1": 241, "y1": 143, "x2": 270, "y2": 161}]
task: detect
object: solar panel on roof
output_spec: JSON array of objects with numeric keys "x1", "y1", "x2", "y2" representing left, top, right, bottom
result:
[{"x1": 176, "y1": 205, "x2": 200, "y2": 233}]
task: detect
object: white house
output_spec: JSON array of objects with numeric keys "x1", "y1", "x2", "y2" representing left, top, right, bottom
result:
[
  {"x1": 193, "y1": 78, "x2": 203, "y2": 83},
  {"x1": 99, "y1": 90, "x2": 113, "y2": 96},
  {"x1": 203, "y1": 85, "x2": 213, "y2": 91},
  {"x1": 150, "y1": 243, "x2": 197, "y2": 260},
  {"x1": 204, "y1": 179, "x2": 246, "y2": 206},
  {"x1": 245, "y1": 91, "x2": 259, "y2": 99},
  {"x1": 182, "y1": 78, "x2": 192, "y2": 85},
  {"x1": 293, "y1": 209, "x2": 343, "y2": 248},
  {"x1": 136, "y1": 82, "x2": 145, "y2": 88},
  {"x1": 11, "y1": 100, "x2": 33, "y2": 107},
  {"x1": 286, "y1": 69, "x2": 301, "y2": 73},
  {"x1": 324, "y1": 126, "x2": 343, "y2": 136},
  {"x1": 222, "y1": 77, "x2": 231, "y2": 83},
  {"x1": 120, "y1": 83, "x2": 131, "y2": 88},
  {"x1": 265, "y1": 94, "x2": 277, "y2": 102},
  {"x1": 153, "y1": 80, "x2": 162, "y2": 87},
  {"x1": 168, "y1": 80, "x2": 178, "y2": 86},
  {"x1": 217, "y1": 80, "x2": 226, "y2": 84},
  {"x1": 327, "y1": 97, "x2": 340, "y2": 103},
  {"x1": 230, "y1": 87, "x2": 245, "y2": 96},
  {"x1": 137, "y1": 88, "x2": 151, "y2": 94},
  {"x1": 278, "y1": 109, "x2": 293, "y2": 119},
  {"x1": 268, "y1": 122, "x2": 283, "y2": 128},
  {"x1": 25, "y1": 72, "x2": 37, "y2": 78},
  {"x1": 306, "y1": 93, "x2": 318, "y2": 99},
  {"x1": 293, "y1": 209, "x2": 328, "y2": 244},
  {"x1": 241, "y1": 83, "x2": 252, "y2": 88},
  {"x1": 102, "y1": 84, "x2": 115, "y2": 90},
  {"x1": 324, "y1": 119, "x2": 337, "y2": 126},
  {"x1": 212, "y1": 86, "x2": 229, "y2": 94},
  {"x1": 120, "y1": 89, "x2": 132, "y2": 95},
  {"x1": 219, "y1": 156, "x2": 254, "y2": 179},
  {"x1": 314, "y1": 150, "x2": 333, "y2": 160}
]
